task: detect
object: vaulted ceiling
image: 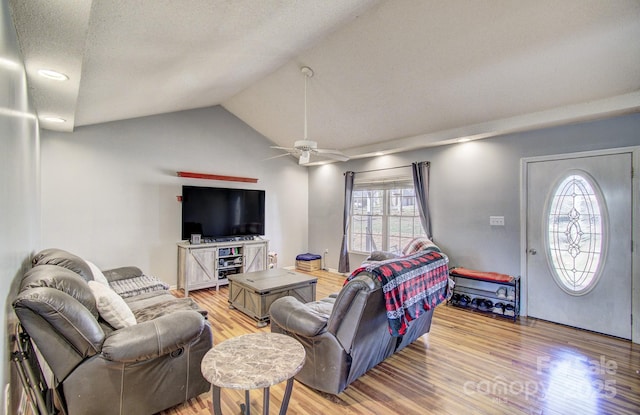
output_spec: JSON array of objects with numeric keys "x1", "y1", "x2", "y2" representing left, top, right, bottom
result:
[{"x1": 9, "y1": 0, "x2": 640, "y2": 163}]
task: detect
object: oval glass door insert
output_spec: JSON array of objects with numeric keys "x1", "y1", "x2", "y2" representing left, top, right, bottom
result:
[{"x1": 546, "y1": 171, "x2": 606, "y2": 295}]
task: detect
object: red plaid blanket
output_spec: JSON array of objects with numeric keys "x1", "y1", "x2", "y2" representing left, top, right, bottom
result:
[{"x1": 348, "y1": 249, "x2": 449, "y2": 337}]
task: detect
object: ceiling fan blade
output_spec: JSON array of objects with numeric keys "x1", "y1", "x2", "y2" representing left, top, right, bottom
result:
[
  {"x1": 270, "y1": 146, "x2": 295, "y2": 151},
  {"x1": 314, "y1": 148, "x2": 347, "y2": 155},
  {"x1": 314, "y1": 148, "x2": 350, "y2": 161},
  {"x1": 264, "y1": 153, "x2": 293, "y2": 161},
  {"x1": 325, "y1": 153, "x2": 350, "y2": 162}
]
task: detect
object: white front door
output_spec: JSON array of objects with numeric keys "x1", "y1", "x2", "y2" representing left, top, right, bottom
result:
[{"x1": 526, "y1": 151, "x2": 632, "y2": 339}]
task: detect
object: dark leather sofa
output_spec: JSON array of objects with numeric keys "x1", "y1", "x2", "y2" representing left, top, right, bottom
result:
[
  {"x1": 12, "y1": 248, "x2": 212, "y2": 415},
  {"x1": 269, "y1": 268, "x2": 437, "y2": 395}
]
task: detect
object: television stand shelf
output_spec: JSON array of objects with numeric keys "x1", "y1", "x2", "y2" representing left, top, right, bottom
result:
[
  {"x1": 448, "y1": 267, "x2": 520, "y2": 322},
  {"x1": 177, "y1": 239, "x2": 268, "y2": 296}
]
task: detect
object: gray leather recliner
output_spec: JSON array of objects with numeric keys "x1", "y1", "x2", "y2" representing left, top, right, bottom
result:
[
  {"x1": 13, "y1": 263, "x2": 213, "y2": 415},
  {"x1": 269, "y1": 271, "x2": 434, "y2": 395}
]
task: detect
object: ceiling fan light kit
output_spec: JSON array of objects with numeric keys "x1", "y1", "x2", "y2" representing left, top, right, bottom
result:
[
  {"x1": 299, "y1": 151, "x2": 311, "y2": 165},
  {"x1": 269, "y1": 66, "x2": 349, "y2": 166}
]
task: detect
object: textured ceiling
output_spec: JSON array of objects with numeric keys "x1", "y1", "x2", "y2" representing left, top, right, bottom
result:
[{"x1": 9, "y1": 0, "x2": 640, "y2": 163}]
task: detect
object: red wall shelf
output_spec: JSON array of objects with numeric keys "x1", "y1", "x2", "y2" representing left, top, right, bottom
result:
[{"x1": 177, "y1": 171, "x2": 258, "y2": 183}]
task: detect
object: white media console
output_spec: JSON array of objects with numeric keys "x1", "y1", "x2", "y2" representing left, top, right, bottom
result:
[{"x1": 177, "y1": 238, "x2": 268, "y2": 296}]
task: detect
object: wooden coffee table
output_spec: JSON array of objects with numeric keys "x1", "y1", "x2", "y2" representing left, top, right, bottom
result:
[{"x1": 228, "y1": 269, "x2": 317, "y2": 327}]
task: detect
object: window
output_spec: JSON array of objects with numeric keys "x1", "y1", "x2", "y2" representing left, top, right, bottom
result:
[
  {"x1": 546, "y1": 171, "x2": 606, "y2": 295},
  {"x1": 350, "y1": 178, "x2": 425, "y2": 254}
]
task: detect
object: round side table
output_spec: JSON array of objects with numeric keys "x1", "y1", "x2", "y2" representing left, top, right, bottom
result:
[{"x1": 201, "y1": 332, "x2": 305, "y2": 415}]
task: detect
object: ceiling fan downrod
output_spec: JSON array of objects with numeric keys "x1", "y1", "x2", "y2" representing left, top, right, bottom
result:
[{"x1": 301, "y1": 66, "x2": 313, "y2": 140}]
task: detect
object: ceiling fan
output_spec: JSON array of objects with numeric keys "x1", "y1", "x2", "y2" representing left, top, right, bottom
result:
[{"x1": 270, "y1": 66, "x2": 349, "y2": 165}]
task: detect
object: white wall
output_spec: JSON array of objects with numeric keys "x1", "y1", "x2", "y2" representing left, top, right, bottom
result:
[
  {"x1": 1, "y1": 0, "x2": 40, "y2": 411},
  {"x1": 41, "y1": 106, "x2": 309, "y2": 285},
  {"x1": 309, "y1": 113, "x2": 640, "y2": 278}
]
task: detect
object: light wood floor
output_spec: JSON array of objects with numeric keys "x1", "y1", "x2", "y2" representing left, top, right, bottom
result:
[{"x1": 161, "y1": 269, "x2": 640, "y2": 415}]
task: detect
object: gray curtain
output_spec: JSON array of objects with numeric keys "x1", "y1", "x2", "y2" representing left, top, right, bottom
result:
[
  {"x1": 412, "y1": 161, "x2": 432, "y2": 240},
  {"x1": 338, "y1": 171, "x2": 355, "y2": 273}
]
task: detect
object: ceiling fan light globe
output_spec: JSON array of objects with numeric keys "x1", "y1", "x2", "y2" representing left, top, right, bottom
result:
[{"x1": 299, "y1": 151, "x2": 311, "y2": 165}]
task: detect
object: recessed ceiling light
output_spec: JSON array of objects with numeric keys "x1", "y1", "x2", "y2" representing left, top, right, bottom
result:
[
  {"x1": 37, "y1": 69, "x2": 69, "y2": 81},
  {"x1": 41, "y1": 116, "x2": 66, "y2": 123}
]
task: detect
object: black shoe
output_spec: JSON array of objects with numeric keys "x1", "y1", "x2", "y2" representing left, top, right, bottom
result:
[
  {"x1": 451, "y1": 293, "x2": 461, "y2": 305},
  {"x1": 504, "y1": 304, "x2": 515, "y2": 317},
  {"x1": 458, "y1": 295, "x2": 471, "y2": 307},
  {"x1": 478, "y1": 299, "x2": 494, "y2": 312}
]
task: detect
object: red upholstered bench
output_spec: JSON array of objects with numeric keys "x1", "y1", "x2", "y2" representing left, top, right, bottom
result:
[
  {"x1": 449, "y1": 267, "x2": 515, "y2": 283},
  {"x1": 448, "y1": 267, "x2": 520, "y2": 321}
]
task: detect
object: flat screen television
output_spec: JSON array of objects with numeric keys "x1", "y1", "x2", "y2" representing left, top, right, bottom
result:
[{"x1": 181, "y1": 185, "x2": 265, "y2": 241}]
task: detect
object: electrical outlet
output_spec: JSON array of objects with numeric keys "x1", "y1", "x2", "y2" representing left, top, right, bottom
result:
[
  {"x1": 324, "y1": 249, "x2": 329, "y2": 254},
  {"x1": 489, "y1": 216, "x2": 505, "y2": 226}
]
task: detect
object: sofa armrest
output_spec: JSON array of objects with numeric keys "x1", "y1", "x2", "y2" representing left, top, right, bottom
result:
[
  {"x1": 101, "y1": 310, "x2": 206, "y2": 362},
  {"x1": 102, "y1": 266, "x2": 144, "y2": 282},
  {"x1": 269, "y1": 296, "x2": 328, "y2": 337}
]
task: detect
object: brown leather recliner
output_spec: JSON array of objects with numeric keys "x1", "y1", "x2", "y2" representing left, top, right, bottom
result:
[
  {"x1": 269, "y1": 271, "x2": 434, "y2": 395},
  {"x1": 13, "y1": 256, "x2": 213, "y2": 415}
]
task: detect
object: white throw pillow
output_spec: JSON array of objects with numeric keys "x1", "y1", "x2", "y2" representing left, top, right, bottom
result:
[
  {"x1": 88, "y1": 281, "x2": 137, "y2": 329},
  {"x1": 85, "y1": 260, "x2": 110, "y2": 286}
]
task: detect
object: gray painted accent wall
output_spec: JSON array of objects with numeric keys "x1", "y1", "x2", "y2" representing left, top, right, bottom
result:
[
  {"x1": 1, "y1": 0, "x2": 40, "y2": 411},
  {"x1": 40, "y1": 106, "x2": 309, "y2": 285},
  {"x1": 309, "y1": 113, "x2": 640, "y2": 279}
]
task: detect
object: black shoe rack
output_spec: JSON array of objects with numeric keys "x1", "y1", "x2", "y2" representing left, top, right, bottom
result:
[{"x1": 447, "y1": 268, "x2": 520, "y2": 322}]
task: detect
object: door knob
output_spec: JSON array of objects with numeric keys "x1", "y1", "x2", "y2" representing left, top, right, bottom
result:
[{"x1": 529, "y1": 248, "x2": 537, "y2": 255}]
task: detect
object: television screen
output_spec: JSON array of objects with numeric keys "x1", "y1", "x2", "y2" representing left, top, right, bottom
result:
[{"x1": 181, "y1": 186, "x2": 265, "y2": 240}]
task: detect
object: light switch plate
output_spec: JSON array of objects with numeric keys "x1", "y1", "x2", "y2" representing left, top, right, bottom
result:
[{"x1": 489, "y1": 216, "x2": 505, "y2": 226}]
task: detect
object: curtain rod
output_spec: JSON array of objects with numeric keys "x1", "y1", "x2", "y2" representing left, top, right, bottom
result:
[{"x1": 344, "y1": 161, "x2": 429, "y2": 175}]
